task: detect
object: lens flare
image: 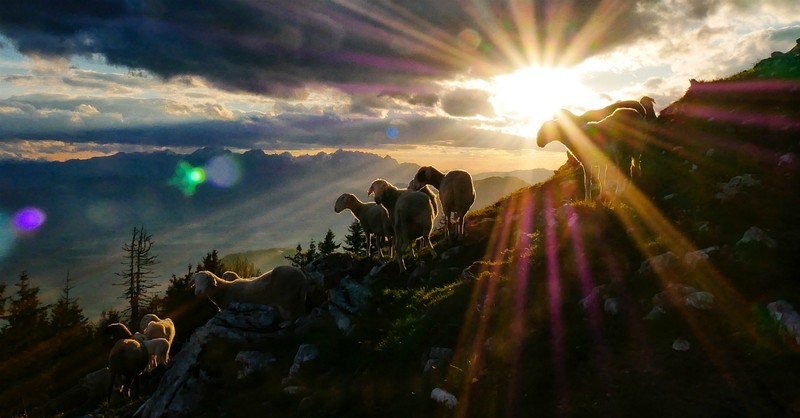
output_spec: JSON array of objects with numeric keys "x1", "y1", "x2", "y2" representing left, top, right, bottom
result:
[
  {"x1": 205, "y1": 155, "x2": 242, "y2": 188},
  {"x1": 386, "y1": 126, "x2": 399, "y2": 140},
  {"x1": 169, "y1": 161, "x2": 206, "y2": 196},
  {"x1": 13, "y1": 207, "x2": 46, "y2": 232},
  {"x1": 0, "y1": 212, "x2": 13, "y2": 258}
]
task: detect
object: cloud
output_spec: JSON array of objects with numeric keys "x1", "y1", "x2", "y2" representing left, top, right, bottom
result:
[
  {"x1": 441, "y1": 89, "x2": 494, "y2": 117},
  {"x1": 0, "y1": 0, "x2": 672, "y2": 97}
]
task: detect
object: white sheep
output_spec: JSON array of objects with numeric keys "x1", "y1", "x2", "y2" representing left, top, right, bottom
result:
[
  {"x1": 368, "y1": 178, "x2": 437, "y2": 272},
  {"x1": 132, "y1": 332, "x2": 171, "y2": 372},
  {"x1": 537, "y1": 107, "x2": 646, "y2": 200},
  {"x1": 410, "y1": 166, "x2": 475, "y2": 242},
  {"x1": 192, "y1": 266, "x2": 309, "y2": 321},
  {"x1": 139, "y1": 313, "x2": 175, "y2": 346},
  {"x1": 107, "y1": 338, "x2": 149, "y2": 403},
  {"x1": 334, "y1": 192, "x2": 394, "y2": 258}
]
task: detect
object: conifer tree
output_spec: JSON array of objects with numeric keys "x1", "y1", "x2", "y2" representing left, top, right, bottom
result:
[
  {"x1": 319, "y1": 228, "x2": 340, "y2": 255},
  {"x1": 343, "y1": 220, "x2": 367, "y2": 256},
  {"x1": 1, "y1": 271, "x2": 49, "y2": 352},
  {"x1": 49, "y1": 270, "x2": 88, "y2": 334},
  {"x1": 198, "y1": 249, "x2": 226, "y2": 276},
  {"x1": 114, "y1": 226, "x2": 160, "y2": 325}
]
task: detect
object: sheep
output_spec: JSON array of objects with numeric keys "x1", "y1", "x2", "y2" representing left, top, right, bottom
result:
[
  {"x1": 578, "y1": 99, "x2": 646, "y2": 122},
  {"x1": 105, "y1": 322, "x2": 134, "y2": 340},
  {"x1": 640, "y1": 96, "x2": 657, "y2": 121},
  {"x1": 192, "y1": 266, "x2": 309, "y2": 321},
  {"x1": 132, "y1": 333, "x2": 171, "y2": 372},
  {"x1": 139, "y1": 313, "x2": 176, "y2": 346},
  {"x1": 107, "y1": 338, "x2": 149, "y2": 403},
  {"x1": 409, "y1": 166, "x2": 476, "y2": 242},
  {"x1": 334, "y1": 192, "x2": 394, "y2": 258},
  {"x1": 368, "y1": 178, "x2": 437, "y2": 272},
  {"x1": 537, "y1": 107, "x2": 646, "y2": 200}
]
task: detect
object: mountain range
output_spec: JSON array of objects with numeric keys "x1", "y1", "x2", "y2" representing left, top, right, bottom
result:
[{"x1": 0, "y1": 149, "x2": 545, "y2": 320}]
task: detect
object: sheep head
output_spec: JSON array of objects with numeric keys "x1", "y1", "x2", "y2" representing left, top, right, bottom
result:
[
  {"x1": 368, "y1": 179, "x2": 392, "y2": 204},
  {"x1": 536, "y1": 119, "x2": 563, "y2": 148},
  {"x1": 414, "y1": 166, "x2": 434, "y2": 184},
  {"x1": 139, "y1": 313, "x2": 160, "y2": 332},
  {"x1": 191, "y1": 271, "x2": 218, "y2": 296},
  {"x1": 334, "y1": 193, "x2": 354, "y2": 213},
  {"x1": 221, "y1": 271, "x2": 241, "y2": 281},
  {"x1": 408, "y1": 178, "x2": 424, "y2": 191}
]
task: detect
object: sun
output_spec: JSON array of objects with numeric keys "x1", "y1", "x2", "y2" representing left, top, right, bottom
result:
[{"x1": 489, "y1": 66, "x2": 602, "y2": 136}]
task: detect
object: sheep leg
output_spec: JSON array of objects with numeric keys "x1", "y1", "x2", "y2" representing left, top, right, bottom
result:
[
  {"x1": 581, "y1": 163, "x2": 590, "y2": 201},
  {"x1": 393, "y1": 236, "x2": 406, "y2": 272},
  {"x1": 425, "y1": 237, "x2": 437, "y2": 258}
]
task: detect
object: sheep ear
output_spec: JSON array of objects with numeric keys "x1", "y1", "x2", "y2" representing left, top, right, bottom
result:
[{"x1": 368, "y1": 186, "x2": 374, "y2": 196}]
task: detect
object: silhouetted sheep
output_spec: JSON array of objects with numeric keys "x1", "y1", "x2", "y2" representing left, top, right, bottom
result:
[
  {"x1": 335, "y1": 192, "x2": 393, "y2": 258},
  {"x1": 192, "y1": 267, "x2": 309, "y2": 321},
  {"x1": 368, "y1": 178, "x2": 437, "y2": 272},
  {"x1": 409, "y1": 166, "x2": 475, "y2": 242}
]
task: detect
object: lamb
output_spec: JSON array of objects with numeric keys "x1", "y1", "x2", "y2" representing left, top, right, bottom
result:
[
  {"x1": 139, "y1": 313, "x2": 176, "y2": 346},
  {"x1": 409, "y1": 166, "x2": 476, "y2": 242},
  {"x1": 537, "y1": 107, "x2": 646, "y2": 200},
  {"x1": 192, "y1": 266, "x2": 309, "y2": 321},
  {"x1": 107, "y1": 338, "x2": 149, "y2": 403},
  {"x1": 132, "y1": 333, "x2": 171, "y2": 372},
  {"x1": 368, "y1": 178, "x2": 437, "y2": 272},
  {"x1": 334, "y1": 192, "x2": 394, "y2": 258}
]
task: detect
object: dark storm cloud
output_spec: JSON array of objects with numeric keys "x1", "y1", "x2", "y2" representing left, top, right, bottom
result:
[{"x1": 0, "y1": 0, "x2": 669, "y2": 97}]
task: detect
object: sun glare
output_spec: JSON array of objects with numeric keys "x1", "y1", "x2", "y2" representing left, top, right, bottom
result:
[{"x1": 490, "y1": 66, "x2": 603, "y2": 137}]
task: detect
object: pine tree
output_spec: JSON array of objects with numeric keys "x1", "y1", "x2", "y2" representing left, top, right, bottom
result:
[
  {"x1": 319, "y1": 229, "x2": 340, "y2": 255},
  {"x1": 1, "y1": 271, "x2": 49, "y2": 352},
  {"x1": 343, "y1": 220, "x2": 367, "y2": 256},
  {"x1": 225, "y1": 255, "x2": 260, "y2": 278},
  {"x1": 285, "y1": 243, "x2": 306, "y2": 268},
  {"x1": 199, "y1": 249, "x2": 226, "y2": 276},
  {"x1": 114, "y1": 226, "x2": 160, "y2": 325},
  {"x1": 49, "y1": 270, "x2": 88, "y2": 334}
]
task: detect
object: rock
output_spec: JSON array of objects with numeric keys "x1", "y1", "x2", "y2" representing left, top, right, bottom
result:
[
  {"x1": 440, "y1": 246, "x2": 462, "y2": 261},
  {"x1": 604, "y1": 298, "x2": 620, "y2": 315},
  {"x1": 288, "y1": 344, "x2": 320, "y2": 380},
  {"x1": 329, "y1": 277, "x2": 373, "y2": 315},
  {"x1": 235, "y1": 351, "x2": 276, "y2": 380},
  {"x1": 736, "y1": 226, "x2": 777, "y2": 249},
  {"x1": 684, "y1": 246, "x2": 718, "y2": 268},
  {"x1": 329, "y1": 305, "x2": 354, "y2": 334},
  {"x1": 423, "y1": 347, "x2": 454, "y2": 373},
  {"x1": 644, "y1": 305, "x2": 666, "y2": 321},
  {"x1": 685, "y1": 291, "x2": 714, "y2": 310},
  {"x1": 714, "y1": 174, "x2": 760, "y2": 202},
  {"x1": 430, "y1": 388, "x2": 458, "y2": 408},
  {"x1": 768, "y1": 300, "x2": 800, "y2": 345},
  {"x1": 638, "y1": 252, "x2": 678, "y2": 276},
  {"x1": 140, "y1": 303, "x2": 280, "y2": 418},
  {"x1": 672, "y1": 338, "x2": 691, "y2": 351},
  {"x1": 579, "y1": 285, "x2": 606, "y2": 311}
]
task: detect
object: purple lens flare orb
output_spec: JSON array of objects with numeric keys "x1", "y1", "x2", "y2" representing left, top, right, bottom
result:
[{"x1": 13, "y1": 207, "x2": 46, "y2": 232}]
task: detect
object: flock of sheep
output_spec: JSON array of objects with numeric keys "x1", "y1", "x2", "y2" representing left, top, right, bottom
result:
[
  {"x1": 104, "y1": 96, "x2": 657, "y2": 404},
  {"x1": 105, "y1": 314, "x2": 175, "y2": 403}
]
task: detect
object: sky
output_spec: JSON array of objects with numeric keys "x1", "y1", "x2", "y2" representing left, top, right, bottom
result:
[{"x1": 1, "y1": 0, "x2": 799, "y2": 174}]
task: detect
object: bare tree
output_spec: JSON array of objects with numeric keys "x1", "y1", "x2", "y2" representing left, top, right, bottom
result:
[{"x1": 114, "y1": 226, "x2": 159, "y2": 325}]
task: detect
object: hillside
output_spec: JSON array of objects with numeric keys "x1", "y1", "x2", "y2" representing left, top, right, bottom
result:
[{"x1": 20, "y1": 46, "x2": 800, "y2": 418}]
